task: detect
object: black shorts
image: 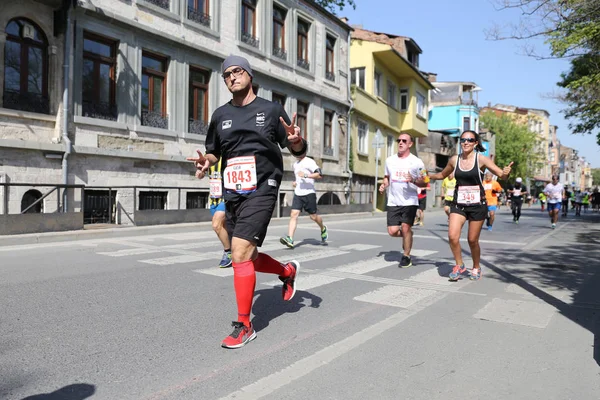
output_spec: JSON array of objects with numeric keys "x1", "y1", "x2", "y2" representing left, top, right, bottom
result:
[
  {"x1": 387, "y1": 205, "x2": 418, "y2": 226},
  {"x1": 291, "y1": 193, "x2": 318, "y2": 214},
  {"x1": 225, "y1": 192, "x2": 276, "y2": 247},
  {"x1": 450, "y1": 203, "x2": 488, "y2": 221},
  {"x1": 444, "y1": 200, "x2": 453, "y2": 207},
  {"x1": 418, "y1": 197, "x2": 427, "y2": 211}
]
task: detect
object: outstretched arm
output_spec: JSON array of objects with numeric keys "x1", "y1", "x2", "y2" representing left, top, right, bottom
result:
[
  {"x1": 429, "y1": 156, "x2": 456, "y2": 181},
  {"x1": 480, "y1": 155, "x2": 513, "y2": 180}
]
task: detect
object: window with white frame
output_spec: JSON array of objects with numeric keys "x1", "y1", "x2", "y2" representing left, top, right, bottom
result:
[
  {"x1": 374, "y1": 71, "x2": 382, "y2": 97},
  {"x1": 357, "y1": 120, "x2": 368, "y2": 154},
  {"x1": 416, "y1": 92, "x2": 426, "y2": 118},
  {"x1": 387, "y1": 135, "x2": 394, "y2": 157},
  {"x1": 387, "y1": 81, "x2": 397, "y2": 108},
  {"x1": 399, "y1": 88, "x2": 409, "y2": 111},
  {"x1": 350, "y1": 67, "x2": 365, "y2": 89}
]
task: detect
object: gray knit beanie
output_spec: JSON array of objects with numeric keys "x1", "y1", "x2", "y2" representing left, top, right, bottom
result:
[{"x1": 221, "y1": 55, "x2": 253, "y2": 78}]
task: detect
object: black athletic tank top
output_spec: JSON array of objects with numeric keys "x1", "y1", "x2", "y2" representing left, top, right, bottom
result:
[{"x1": 453, "y1": 153, "x2": 486, "y2": 206}]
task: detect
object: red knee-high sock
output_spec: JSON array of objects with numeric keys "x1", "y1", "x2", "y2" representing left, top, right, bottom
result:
[
  {"x1": 232, "y1": 260, "x2": 256, "y2": 327},
  {"x1": 254, "y1": 253, "x2": 290, "y2": 277}
]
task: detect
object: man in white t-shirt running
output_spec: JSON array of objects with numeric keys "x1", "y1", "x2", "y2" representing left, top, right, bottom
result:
[
  {"x1": 280, "y1": 153, "x2": 327, "y2": 248},
  {"x1": 379, "y1": 132, "x2": 429, "y2": 268},
  {"x1": 543, "y1": 174, "x2": 565, "y2": 229}
]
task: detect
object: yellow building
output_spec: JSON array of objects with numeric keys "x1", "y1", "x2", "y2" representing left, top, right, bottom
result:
[{"x1": 349, "y1": 28, "x2": 433, "y2": 210}]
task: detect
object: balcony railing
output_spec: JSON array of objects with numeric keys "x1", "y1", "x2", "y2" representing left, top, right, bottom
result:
[
  {"x1": 323, "y1": 146, "x2": 334, "y2": 156},
  {"x1": 325, "y1": 71, "x2": 335, "y2": 82},
  {"x1": 460, "y1": 97, "x2": 478, "y2": 106},
  {"x1": 297, "y1": 58, "x2": 310, "y2": 70},
  {"x1": 188, "y1": 118, "x2": 209, "y2": 135},
  {"x1": 241, "y1": 32, "x2": 259, "y2": 48},
  {"x1": 272, "y1": 46, "x2": 287, "y2": 60},
  {"x1": 3, "y1": 90, "x2": 50, "y2": 114},
  {"x1": 82, "y1": 101, "x2": 118, "y2": 121},
  {"x1": 142, "y1": 110, "x2": 169, "y2": 129},
  {"x1": 144, "y1": 0, "x2": 170, "y2": 10},
  {"x1": 187, "y1": 7, "x2": 211, "y2": 27}
]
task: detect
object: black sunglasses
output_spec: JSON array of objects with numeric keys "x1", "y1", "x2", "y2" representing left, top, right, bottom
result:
[
  {"x1": 396, "y1": 138, "x2": 409, "y2": 144},
  {"x1": 222, "y1": 67, "x2": 245, "y2": 80},
  {"x1": 460, "y1": 137, "x2": 477, "y2": 143}
]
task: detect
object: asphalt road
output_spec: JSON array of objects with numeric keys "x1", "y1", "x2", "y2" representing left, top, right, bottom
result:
[{"x1": 1, "y1": 207, "x2": 599, "y2": 400}]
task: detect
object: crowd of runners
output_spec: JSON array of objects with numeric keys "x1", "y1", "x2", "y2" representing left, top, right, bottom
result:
[{"x1": 187, "y1": 55, "x2": 597, "y2": 350}]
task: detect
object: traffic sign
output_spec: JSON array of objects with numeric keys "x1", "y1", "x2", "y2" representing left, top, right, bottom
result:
[{"x1": 372, "y1": 129, "x2": 385, "y2": 148}]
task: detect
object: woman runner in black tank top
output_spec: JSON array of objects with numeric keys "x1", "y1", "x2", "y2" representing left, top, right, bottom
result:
[{"x1": 429, "y1": 130, "x2": 513, "y2": 282}]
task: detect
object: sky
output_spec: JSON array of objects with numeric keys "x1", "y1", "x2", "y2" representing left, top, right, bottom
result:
[{"x1": 338, "y1": 0, "x2": 600, "y2": 167}]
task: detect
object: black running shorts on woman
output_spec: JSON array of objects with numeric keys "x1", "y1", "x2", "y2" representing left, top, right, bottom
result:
[
  {"x1": 387, "y1": 206, "x2": 418, "y2": 226},
  {"x1": 291, "y1": 193, "x2": 318, "y2": 214},
  {"x1": 451, "y1": 153, "x2": 487, "y2": 221}
]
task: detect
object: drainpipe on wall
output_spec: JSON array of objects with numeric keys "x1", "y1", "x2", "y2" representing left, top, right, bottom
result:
[
  {"x1": 61, "y1": 0, "x2": 73, "y2": 212},
  {"x1": 345, "y1": 30, "x2": 353, "y2": 205}
]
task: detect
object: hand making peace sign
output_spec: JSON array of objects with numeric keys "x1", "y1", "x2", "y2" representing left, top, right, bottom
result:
[
  {"x1": 279, "y1": 112, "x2": 302, "y2": 145},
  {"x1": 186, "y1": 149, "x2": 210, "y2": 179}
]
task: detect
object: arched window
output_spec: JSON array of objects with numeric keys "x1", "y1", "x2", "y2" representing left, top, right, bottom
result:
[
  {"x1": 21, "y1": 189, "x2": 43, "y2": 213},
  {"x1": 3, "y1": 18, "x2": 49, "y2": 114},
  {"x1": 318, "y1": 191, "x2": 341, "y2": 206}
]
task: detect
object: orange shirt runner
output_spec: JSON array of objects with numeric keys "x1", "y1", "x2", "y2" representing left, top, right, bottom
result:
[{"x1": 483, "y1": 179, "x2": 503, "y2": 206}]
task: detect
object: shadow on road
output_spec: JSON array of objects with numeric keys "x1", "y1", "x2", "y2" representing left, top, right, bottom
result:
[
  {"x1": 293, "y1": 238, "x2": 328, "y2": 249},
  {"x1": 252, "y1": 287, "x2": 322, "y2": 332},
  {"x1": 20, "y1": 384, "x2": 96, "y2": 400}
]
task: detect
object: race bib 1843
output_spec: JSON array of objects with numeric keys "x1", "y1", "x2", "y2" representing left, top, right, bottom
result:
[
  {"x1": 457, "y1": 185, "x2": 481, "y2": 205},
  {"x1": 223, "y1": 156, "x2": 257, "y2": 192}
]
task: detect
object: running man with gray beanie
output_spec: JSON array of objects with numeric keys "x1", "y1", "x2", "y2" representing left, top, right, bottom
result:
[{"x1": 187, "y1": 55, "x2": 308, "y2": 349}]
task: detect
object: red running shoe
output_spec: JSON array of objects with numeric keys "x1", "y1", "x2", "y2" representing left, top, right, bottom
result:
[
  {"x1": 280, "y1": 260, "x2": 300, "y2": 301},
  {"x1": 221, "y1": 322, "x2": 257, "y2": 349}
]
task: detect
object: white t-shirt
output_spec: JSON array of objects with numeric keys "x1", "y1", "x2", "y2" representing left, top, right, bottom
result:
[
  {"x1": 384, "y1": 153, "x2": 425, "y2": 206},
  {"x1": 544, "y1": 182, "x2": 564, "y2": 204},
  {"x1": 293, "y1": 156, "x2": 320, "y2": 196}
]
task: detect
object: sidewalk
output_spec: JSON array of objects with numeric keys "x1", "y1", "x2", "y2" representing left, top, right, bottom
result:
[{"x1": 481, "y1": 212, "x2": 600, "y2": 367}]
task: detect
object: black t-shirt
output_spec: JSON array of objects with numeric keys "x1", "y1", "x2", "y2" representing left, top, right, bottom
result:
[
  {"x1": 205, "y1": 97, "x2": 291, "y2": 201},
  {"x1": 509, "y1": 183, "x2": 526, "y2": 200}
]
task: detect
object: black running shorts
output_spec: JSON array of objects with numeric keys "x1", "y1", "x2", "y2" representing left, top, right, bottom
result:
[
  {"x1": 450, "y1": 203, "x2": 488, "y2": 221},
  {"x1": 387, "y1": 205, "x2": 418, "y2": 226},
  {"x1": 418, "y1": 197, "x2": 427, "y2": 211},
  {"x1": 291, "y1": 193, "x2": 318, "y2": 214},
  {"x1": 226, "y1": 193, "x2": 276, "y2": 247}
]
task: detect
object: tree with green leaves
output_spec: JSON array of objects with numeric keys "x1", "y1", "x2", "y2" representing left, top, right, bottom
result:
[
  {"x1": 592, "y1": 168, "x2": 600, "y2": 186},
  {"x1": 313, "y1": 0, "x2": 356, "y2": 14},
  {"x1": 481, "y1": 111, "x2": 545, "y2": 183},
  {"x1": 488, "y1": 0, "x2": 600, "y2": 144}
]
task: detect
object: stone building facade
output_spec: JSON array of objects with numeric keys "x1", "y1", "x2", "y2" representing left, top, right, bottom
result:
[{"x1": 0, "y1": 0, "x2": 352, "y2": 224}]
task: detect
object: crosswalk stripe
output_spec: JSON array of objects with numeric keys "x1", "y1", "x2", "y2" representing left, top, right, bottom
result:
[
  {"x1": 261, "y1": 274, "x2": 345, "y2": 290},
  {"x1": 407, "y1": 267, "x2": 455, "y2": 286},
  {"x1": 332, "y1": 258, "x2": 396, "y2": 274},
  {"x1": 354, "y1": 285, "x2": 438, "y2": 308},
  {"x1": 339, "y1": 244, "x2": 381, "y2": 251},
  {"x1": 193, "y1": 268, "x2": 233, "y2": 277},
  {"x1": 97, "y1": 248, "x2": 166, "y2": 257}
]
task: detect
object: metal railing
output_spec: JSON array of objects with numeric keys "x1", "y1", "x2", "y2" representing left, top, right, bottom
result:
[{"x1": 1, "y1": 182, "x2": 86, "y2": 215}]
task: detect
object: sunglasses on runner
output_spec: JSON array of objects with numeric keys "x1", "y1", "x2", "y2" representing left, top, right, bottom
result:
[
  {"x1": 222, "y1": 67, "x2": 245, "y2": 80},
  {"x1": 396, "y1": 138, "x2": 409, "y2": 144},
  {"x1": 460, "y1": 137, "x2": 477, "y2": 143}
]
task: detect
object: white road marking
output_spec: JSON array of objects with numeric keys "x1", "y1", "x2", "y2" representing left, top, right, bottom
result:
[
  {"x1": 218, "y1": 292, "x2": 448, "y2": 400},
  {"x1": 354, "y1": 285, "x2": 438, "y2": 308},
  {"x1": 339, "y1": 244, "x2": 381, "y2": 251},
  {"x1": 329, "y1": 229, "x2": 524, "y2": 246},
  {"x1": 193, "y1": 268, "x2": 233, "y2": 277},
  {"x1": 407, "y1": 267, "x2": 455, "y2": 286},
  {"x1": 277, "y1": 249, "x2": 350, "y2": 264},
  {"x1": 97, "y1": 248, "x2": 166, "y2": 257},
  {"x1": 473, "y1": 298, "x2": 556, "y2": 329},
  {"x1": 332, "y1": 258, "x2": 396, "y2": 274},
  {"x1": 262, "y1": 274, "x2": 344, "y2": 290}
]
